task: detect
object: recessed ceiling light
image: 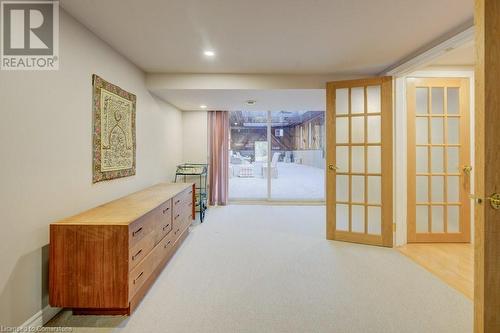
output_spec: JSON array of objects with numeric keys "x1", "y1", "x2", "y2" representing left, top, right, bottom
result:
[
  {"x1": 200, "y1": 105, "x2": 207, "y2": 109},
  {"x1": 246, "y1": 100, "x2": 256, "y2": 105},
  {"x1": 203, "y1": 50, "x2": 215, "y2": 57}
]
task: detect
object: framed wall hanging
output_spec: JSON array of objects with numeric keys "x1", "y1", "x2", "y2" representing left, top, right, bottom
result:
[{"x1": 92, "y1": 74, "x2": 136, "y2": 183}]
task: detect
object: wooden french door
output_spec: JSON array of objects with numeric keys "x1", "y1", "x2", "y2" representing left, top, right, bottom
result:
[
  {"x1": 326, "y1": 77, "x2": 393, "y2": 247},
  {"x1": 407, "y1": 78, "x2": 471, "y2": 243}
]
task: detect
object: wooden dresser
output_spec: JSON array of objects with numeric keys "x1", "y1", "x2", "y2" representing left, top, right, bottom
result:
[{"x1": 49, "y1": 182, "x2": 195, "y2": 315}]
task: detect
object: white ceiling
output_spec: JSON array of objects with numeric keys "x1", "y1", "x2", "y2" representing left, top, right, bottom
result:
[
  {"x1": 154, "y1": 89, "x2": 325, "y2": 112},
  {"x1": 61, "y1": 0, "x2": 473, "y2": 75}
]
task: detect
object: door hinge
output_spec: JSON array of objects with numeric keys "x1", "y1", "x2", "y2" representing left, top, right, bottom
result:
[{"x1": 393, "y1": 223, "x2": 396, "y2": 232}]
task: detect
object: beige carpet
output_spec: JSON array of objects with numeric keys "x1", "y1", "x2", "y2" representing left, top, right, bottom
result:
[{"x1": 47, "y1": 205, "x2": 472, "y2": 333}]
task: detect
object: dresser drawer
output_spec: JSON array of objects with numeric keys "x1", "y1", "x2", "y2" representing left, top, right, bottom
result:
[
  {"x1": 154, "y1": 231, "x2": 176, "y2": 267},
  {"x1": 129, "y1": 249, "x2": 155, "y2": 299},
  {"x1": 129, "y1": 211, "x2": 155, "y2": 247},
  {"x1": 172, "y1": 187, "x2": 193, "y2": 215},
  {"x1": 129, "y1": 230, "x2": 156, "y2": 271},
  {"x1": 154, "y1": 200, "x2": 173, "y2": 244}
]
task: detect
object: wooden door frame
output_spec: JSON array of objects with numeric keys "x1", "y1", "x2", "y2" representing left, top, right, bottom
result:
[
  {"x1": 406, "y1": 77, "x2": 471, "y2": 243},
  {"x1": 326, "y1": 77, "x2": 393, "y2": 247},
  {"x1": 475, "y1": 0, "x2": 500, "y2": 331}
]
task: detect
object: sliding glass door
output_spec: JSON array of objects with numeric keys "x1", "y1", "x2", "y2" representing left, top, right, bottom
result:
[{"x1": 228, "y1": 111, "x2": 325, "y2": 201}]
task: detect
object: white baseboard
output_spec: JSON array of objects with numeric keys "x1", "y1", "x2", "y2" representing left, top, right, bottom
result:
[{"x1": 20, "y1": 305, "x2": 61, "y2": 328}]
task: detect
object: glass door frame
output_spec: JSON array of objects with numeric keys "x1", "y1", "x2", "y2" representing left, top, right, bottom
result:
[{"x1": 228, "y1": 110, "x2": 326, "y2": 203}]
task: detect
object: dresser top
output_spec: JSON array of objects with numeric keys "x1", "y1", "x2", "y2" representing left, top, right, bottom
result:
[{"x1": 53, "y1": 182, "x2": 193, "y2": 225}]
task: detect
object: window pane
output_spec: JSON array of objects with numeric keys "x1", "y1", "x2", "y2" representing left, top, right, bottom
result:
[
  {"x1": 367, "y1": 206, "x2": 382, "y2": 235},
  {"x1": 352, "y1": 205, "x2": 365, "y2": 233},
  {"x1": 431, "y1": 118, "x2": 444, "y2": 144},
  {"x1": 416, "y1": 118, "x2": 428, "y2": 144},
  {"x1": 448, "y1": 118, "x2": 460, "y2": 144},
  {"x1": 367, "y1": 116, "x2": 381, "y2": 143},
  {"x1": 336, "y1": 88, "x2": 348, "y2": 115},
  {"x1": 431, "y1": 176, "x2": 444, "y2": 202},
  {"x1": 416, "y1": 88, "x2": 428, "y2": 114},
  {"x1": 416, "y1": 206, "x2": 429, "y2": 232},
  {"x1": 336, "y1": 204, "x2": 349, "y2": 231},
  {"x1": 351, "y1": 176, "x2": 365, "y2": 203},
  {"x1": 367, "y1": 86, "x2": 381, "y2": 113},
  {"x1": 431, "y1": 147, "x2": 444, "y2": 173},
  {"x1": 431, "y1": 87, "x2": 444, "y2": 114},
  {"x1": 416, "y1": 147, "x2": 428, "y2": 173},
  {"x1": 367, "y1": 146, "x2": 381, "y2": 173},
  {"x1": 447, "y1": 87, "x2": 459, "y2": 115},
  {"x1": 351, "y1": 117, "x2": 364, "y2": 143},
  {"x1": 447, "y1": 206, "x2": 460, "y2": 233},
  {"x1": 416, "y1": 176, "x2": 428, "y2": 202},
  {"x1": 336, "y1": 146, "x2": 348, "y2": 173},
  {"x1": 336, "y1": 117, "x2": 349, "y2": 143},
  {"x1": 431, "y1": 206, "x2": 444, "y2": 232},
  {"x1": 367, "y1": 176, "x2": 381, "y2": 205},
  {"x1": 351, "y1": 146, "x2": 364, "y2": 173},
  {"x1": 336, "y1": 175, "x2": 349, "y2": 202},
  {"x1": 351, "y1": 87, "x2": 365, "y2": 114}
]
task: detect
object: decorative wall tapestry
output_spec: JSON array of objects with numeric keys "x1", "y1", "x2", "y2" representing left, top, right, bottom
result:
[{"x1": 92, "y1": 74, "x2": 136, "y2": 183}]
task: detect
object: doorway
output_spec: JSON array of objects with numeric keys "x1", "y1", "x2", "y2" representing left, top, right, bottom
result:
[
  {"x1": 406, "y1": 77, "x2": 471, "y2": 242},
  {"x1": 228, "y1": 110, "x2": 326, "y2": 202}
]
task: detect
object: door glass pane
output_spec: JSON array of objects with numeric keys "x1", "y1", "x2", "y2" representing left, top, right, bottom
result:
[
  {"x1": 431, "y1": 147, "x2": 444, "y2": 173},
  {"x1": 367, "y1": 146, "x2": 381, "y2": 173},
  {"x1": 416, "y1": 206, "x2": 429, "y2": 232},
  {"x1": 367, "y1": 86, "x2": 381, "y2": 113},
  {"x1": 367, "y1": 176, "x2": 381, "y2": 204},
  {"x1": 447, "y1": 176, "x2": 460, "y2": 202},
  {"x1": 447, "y1": 88, "x2": 459, "y2": 115},
  {"x1": 351, "y1": 146, "x2": 364, "y2": 173},
  {"x1": 336, "y1": 117, "x2": 349, "y2": 143},
  {"x1": 447, "y1": 206, "x2": 460, "y2": 232},
  {"x1": 448, "y1": 118, "x2": 460, "y2": 144},
  {"x1": 367, "y1": 206, "x2": 381, "y2": 235},
  {"x1": 351, "y1": 205, "x2": 365, "y2": 232},
  {"x1": 351, "y1": 117, "x2": 364, "y2": 143},
  {"x1": 270, "y1": 111, "x2": 325, "y2": 200},
  {"x1": 336, "y1": 146, "x2": 348, "y2": 172},
  {"x1": 416, "y1": 88, "x2": 428, "y2": 114},
  {"x1": 351, "y1": 87, "x2": 365, "y2": 114},
  {"x1": 431, "y1": 118, "x2": 444, "y2": 144},
  {"x1": 336, "y1": 88, "x2": 348, "y2": 115},
  {"x1": 367, "y1": 116, "x2": 381, "y2": 143},
  {"x1": 229, "y1": 111, "x2": 268, "y2": 199},
  {"x1": 336, "y1": 204, "x2": 349, "y2": 231},
  {"x1": 431, "y1": 176, "x2": 444, "y2": 202},
  {"x1": 416, "y1": 147, "x2": 428, "y2": 173},
  {"x1": 351, "y1": 176, "x2": 365, "y2": 203},
  {"x1": 447, "y1": 147, "x2": 460, "y2": 173},
  {"x1": 336, "y1": 175, "x2": 349, "y2": 202},
  {"x1": 416, "y1": 118, "x2": 428, "y2": 144},
  {"x1": 431, "y1": 87, "x2": 444, "y2": 114},
  {"x1": 416, "y1": 176, "x2": 428, "y2": 202},
  {"x1": 431, "y1": 206, "x2": 444, "y2": 232}
]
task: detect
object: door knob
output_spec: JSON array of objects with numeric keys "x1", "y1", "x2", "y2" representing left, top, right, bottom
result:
[
  {"x1": 328, "y1": 164, "x2": 339, "y2": 171},
  {"x1": 469, "y1": 193, "x2": 500, "y2": 209},
  {"x1": 462, "y1": 165, "x2": 472, "y2": 175}
]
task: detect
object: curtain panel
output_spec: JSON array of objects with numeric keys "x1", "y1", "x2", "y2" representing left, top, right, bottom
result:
[{"x1": 208, "y1": 111, "x2": 229, "y2": 205}]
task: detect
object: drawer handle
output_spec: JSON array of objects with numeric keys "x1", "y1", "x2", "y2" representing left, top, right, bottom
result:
[
  {"x1": 175, "y1": 199, "x2": 181, "y2": 205},
  {"x1": 163, "y1": 223, "x2": 170, "y2": 231},
  {"x1": 162, "y1": 208, "x2": 170, "y2": 214},
  {"x1": 133, "y1": 271, "x2": 144, "y2": 284},
  {"x1": 132, "y1": 227, "x2": 143, "y2": 237},
  {"x1": 174, "y1": 214, "x2": 180, "y2": 220},
  {"x1": 132, "y1": 249, "x2": 142, "y2": 260},
  {"x1": 164, "y1": 240, "x2": 171, "y2": 249}
]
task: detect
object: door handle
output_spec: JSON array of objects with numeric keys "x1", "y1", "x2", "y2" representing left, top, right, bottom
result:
[
  {"x1": 328, "y1": 165, "x2": 339, "y2": 171},
  {"x1": 462, "y1": 165, "x2": 473, "y2": 175},
  {"x1": 469, "y1": 193, "x2": 500, "y2": 209}
]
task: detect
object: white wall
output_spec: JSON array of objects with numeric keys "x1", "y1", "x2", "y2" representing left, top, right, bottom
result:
[
  {"x1": 393, "y1": 69, "x2": 475, "y2": 246},
  {"x1": 182, "y1": 111, "x2": 208, "y2": 164},
  {"x1": 0, "y1": 10, "x2": 183, "y2": 326}
]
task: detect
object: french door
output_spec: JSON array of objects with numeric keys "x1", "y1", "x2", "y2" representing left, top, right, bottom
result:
[
  {"x1": 407, "y1": 78, "x2": 471, "y2": 243},
  {"x1": 326, "y1": 77, "x2": 393, "y2": 247}
]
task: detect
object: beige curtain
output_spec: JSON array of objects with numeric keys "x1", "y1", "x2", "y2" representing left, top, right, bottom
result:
[{"x1": 208, "y1": 111, "x2": 229, "y2": 205}]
